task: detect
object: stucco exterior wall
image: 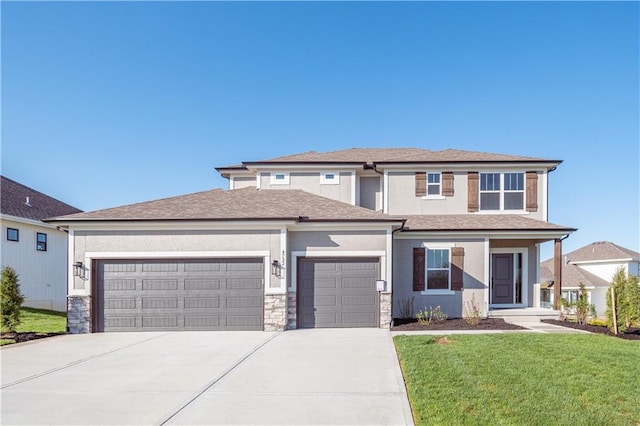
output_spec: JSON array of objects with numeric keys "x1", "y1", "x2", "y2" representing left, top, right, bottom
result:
[
  {"x1": 1, "y1": 218, "x2": 68, "y2": 311},
  {"x1": 71, "y1": 229, "x2": 283, "y2": 295},
  {"x1": 578, "y1": 262, "x2": 629, "y2": 283},
  {"x1": 359, "y1": 176, "x2": 382, "y2": 211},
  {"x1": 392, "y1": 238, "x2": 487, "y2": 318},
  {"x1": 259, "y1": 171, "x2": 354, "y2": 204},
  {"x1": 289, "y1": 230, "x2": 387, "y2": 253},
  {"x1": 231, "y1": 176, "x2": 256, "y2": 189}
]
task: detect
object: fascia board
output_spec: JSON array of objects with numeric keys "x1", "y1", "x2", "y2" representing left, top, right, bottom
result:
[
  {"x1": 0, "y1": 214, "x2": 61, "y2": 230},
  {"x1": 244, "y1": 164, "x2": 365, "y2": 172},
  {"x1": 59, "y1": 220, "x2": 296, "y2": 231},
  {"x1": 291, "y1": 222, "x2": 403, "y2": 232},
  {"x1": 570, "y1": 258, "x2": 639, "y2": 265},
  {"x1": 394, "y1": 230, "x2": 574, "y2": 240},
  {"x1": 378, "y1": 163, "x2": 558, "y2": 171}
]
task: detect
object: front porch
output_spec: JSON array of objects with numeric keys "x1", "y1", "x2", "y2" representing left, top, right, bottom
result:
[{"x1": 488, "y1": 307, "x2": 561, "y2": 322}]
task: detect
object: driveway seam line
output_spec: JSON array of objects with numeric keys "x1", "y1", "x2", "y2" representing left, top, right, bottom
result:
[
  {"x1": 156, "y1": 332, "x2": 282, "y2": 426},
  {"x1": 0, "y1": 333, "x2": 171, "y2": 389}
]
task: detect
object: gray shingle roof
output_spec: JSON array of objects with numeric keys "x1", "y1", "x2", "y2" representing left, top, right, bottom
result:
[
  {"x1": 402, "y1": 215, "x2": 575, "y2": 232},
  {"x1": 1, "y1": 176, "x2": 82, "y2": 221},
  {"x1": 562, "y1": 241, "x2": 640, "y2": 262},
  {"x1": 240, "y1": 147, "x2": 559, "y2": 165},
  {"x1": 48, "y1": 187, "x2": 403, "y2": 222},
  {"x1": 539, "y1": 263, "x2": 611, "y2": 288}
]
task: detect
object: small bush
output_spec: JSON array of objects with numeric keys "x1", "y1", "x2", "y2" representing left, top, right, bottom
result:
[
  {"x1": 606, "y1": 267, "x2": 640, "y2": 333},
  {"x1": 1, "y1": 266, "x2": 24, "y2": 332},
  {"x1": 588, "y1": 318, "x2": 608, "y2": 327},
  {"x1": 463, "y1": 294, "x2": 482, "y2": 326},
  {"x1": 416, "y1": 306, "x2": 448, "y2": 325}
]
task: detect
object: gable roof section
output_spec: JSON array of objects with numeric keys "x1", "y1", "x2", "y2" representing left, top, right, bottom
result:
[
  {"x1": 540, "y1": 262, "x2": 611, "y2": 288},
  {"x1": 1, "y1": 176, "x2": 82, "y2": 221},
  {"x1": 402, "y1": 215, "x2": 575, "y2": 232},
  {"x1": 561, "y1": 241, "x2": 640, "y2": 263},
  {"x1": 47, "y1": 187, "x2": 402, "y2": 223},
  {"x1": 224, "y1": 147, "x2": 560, "y2": 168}
]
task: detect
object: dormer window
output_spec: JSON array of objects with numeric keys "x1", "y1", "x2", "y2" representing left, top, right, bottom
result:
[
  {"x1": 270, "y1": 172, "x2": 290, "y2": 185},
  {"x1": 320, "y1": 172, "x2": 340, "y2": 185}
]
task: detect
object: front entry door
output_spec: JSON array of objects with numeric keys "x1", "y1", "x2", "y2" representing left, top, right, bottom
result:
[{"x1": 492, "y1": 254, "x2": 514, "y2": 304}]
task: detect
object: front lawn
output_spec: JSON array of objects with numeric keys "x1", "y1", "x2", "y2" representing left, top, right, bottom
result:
[
  {"x1": 1, "y1": 307, "x2": 66, "y2": 345},
  {"x1": 394, "y1": 334, "x2": 640, "y2": 425}
]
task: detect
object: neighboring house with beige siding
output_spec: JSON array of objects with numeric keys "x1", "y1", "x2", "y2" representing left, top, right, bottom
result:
[
  {"x1": 1, "y1": 176, "x2": 82, "y2": 312},
  {"x1": 48, "y1": 148, "x2": 575, "y2": 333},
  {"x1": 541, "y1": 241, "x2": 640, "y2": 316}
]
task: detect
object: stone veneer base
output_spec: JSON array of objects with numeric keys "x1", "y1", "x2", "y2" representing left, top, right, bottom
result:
[{"x1": 68, "y1": 295, "x2": 91, "y2": 334}]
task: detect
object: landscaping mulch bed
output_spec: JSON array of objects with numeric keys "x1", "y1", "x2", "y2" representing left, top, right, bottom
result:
[
  {"x1": 392, "y1": 317, "x2": 527, "y2": 331},
  {"x1": 541, "y1": 319, "x2": 640, "y2": 340},
  {"x1": 1, "y1": 332, "x2": 65, "y2": 345}
]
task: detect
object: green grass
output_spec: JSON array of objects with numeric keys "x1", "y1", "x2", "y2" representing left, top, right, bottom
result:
[
  {"x1": 394, "y1": 334, "x2": 640, "y2": 425},
  {"x1": 1, "y1": 307, "x2": 66, "y2": 345}
]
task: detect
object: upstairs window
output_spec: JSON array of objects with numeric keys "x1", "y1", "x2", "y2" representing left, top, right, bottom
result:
[
  {"x1": 7, "y1": 228, "x2": 19, "y2": 242},
  {"x1": 427, "y1": 173, "x2": 441, "y2": 196},
  {"x1": 480, "y1": 172, "x2": 524, "y2": 211},
  {"x1": 36, "y1": 232, "x2": 47, "y2": 252},
  {"x1": 270, "y1": 172, "x2": 290, "y2": 185}
]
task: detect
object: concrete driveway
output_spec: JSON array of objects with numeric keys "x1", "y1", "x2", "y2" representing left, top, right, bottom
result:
[{"x1": 1, "y1": 329, "x2": 413, "y2": 425}]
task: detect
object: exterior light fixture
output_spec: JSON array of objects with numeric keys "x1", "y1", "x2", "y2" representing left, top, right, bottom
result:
[
  {"x1": 73, "y1": 261, "x2": 84, "y2": 278},
  {"x1": 271, "y1": 260, "x2": 281, "y2": 277}
]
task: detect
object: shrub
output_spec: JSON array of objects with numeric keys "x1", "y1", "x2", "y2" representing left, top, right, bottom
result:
[
  {"x1": 588, "y1": 318, "x2": 608, "y2": 327},
  {"x1": 606, "y1": 267, "x2": 640, "y2": 333},
  {"x1": 416, "y1": 306, "x2": 448, "y2": 325},
  {"x1": 1, "y1": 266, "x2": 24, "y2": 332},
  {"x1": 396, "y1": 297, "x2": 415, "y2": 319},
  {"x1": 463, "y1": 294, "x2": 482, "y2": 326}
]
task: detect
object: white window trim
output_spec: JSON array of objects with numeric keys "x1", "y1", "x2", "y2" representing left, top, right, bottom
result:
[
  {"x1": 270, "y1": 172, "x2": 290, "y2": 185},
  {"x1": 36, "y1": 232, "x2": 48, "y2": 253},
  {"x1": 6, "y1": 227, "x2": 19, "y2": 242},
  {"x1": 421, "y1": 244, "x2": 453, "y2": 295},
  {"x1": 479, "y1": 171, "x2": 526, "y2": 212},
  {"x1": 320, "y1": 171, "x2": 340, "y2": 185}
]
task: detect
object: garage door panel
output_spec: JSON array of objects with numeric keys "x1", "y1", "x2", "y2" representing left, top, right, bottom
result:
[
  {"x1": 97, "y1": 258, "x2": 264, "y2": 332},
  {"x1": 184, "y1": 279, "x2": 220, "y2": 290},
  {"x1": 298, "y1": 258, "x2": 379, "y2": 328}
]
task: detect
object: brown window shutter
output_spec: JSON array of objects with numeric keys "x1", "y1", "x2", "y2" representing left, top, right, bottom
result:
[
  {"x1": 413, "y1": 247, "x2": 425, "y2": 291},
  {"x1": 467, "y1": 172, "x2": 479, "y2": 212},
  {"x1": 415, "y1": 172, "x2": 426, "y2": 197},
  {"x1": 442, "y1": 172, "x2": 454, "y2": 196},
  {"x1": 526, "y1": 171, "x2": 538, "y2": 212},
  {"x1": 451, "y1": 247, "x2": 464, "y2": 291}
]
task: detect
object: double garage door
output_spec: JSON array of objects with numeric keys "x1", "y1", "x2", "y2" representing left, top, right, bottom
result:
[{"x1": 96, "y1": 258, "x2": 264, "y2": 332}]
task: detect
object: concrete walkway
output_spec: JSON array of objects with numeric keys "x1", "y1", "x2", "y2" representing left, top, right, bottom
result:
[
  {"x1": 392, "y1": 320, "x2": 589, "y2": 336},
  {"x1": 1, "y1": 329, "x2": 413, "y2": 425}
]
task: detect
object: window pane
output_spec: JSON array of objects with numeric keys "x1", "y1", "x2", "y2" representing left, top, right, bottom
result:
[
  {"x1": 428, "y1": 173, "x2": 440, "y2": 184},
  {"x1": 7, "y1": 228, "x2": 19, "y2": 241},
  {"x1": 427, "y1": 184, "x2": 440, "y2": 195},
  {"x1": 480, "y1": 193, "x2": 500, "y2": 210},
  {"x1": 504, "y1": 173, "x2": 524, "y2": 190},
  {"x1": 427, "y1": 270, "x2": 449, "y2": 289},
  {"x1": 480, "y1": 173, "x2": 500, "y2": 191},
  {"x1": 504, "y1": 192, "x2": 523, "y2": 210},
  {"x1": 427, "y1": 249, "x2": 449, "y2": 268},
  {"x1": 37, "y1": 233, "x2": 47, "y2": 243}
]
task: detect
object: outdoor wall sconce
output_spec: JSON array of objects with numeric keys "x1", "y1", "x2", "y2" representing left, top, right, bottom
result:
[
  {"x1": 271, "y1": 260, "x2": 281, "y2": 277},
  {"x1": 73, "y1": 261, "x2": 84, "y2": 278}
]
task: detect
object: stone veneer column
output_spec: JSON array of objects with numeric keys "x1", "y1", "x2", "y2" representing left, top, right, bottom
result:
[
  {"x1": 379, "y1": 293, "x2": 392, "y2": 329},
  {"x1": 67, "y1": 296, "x2": 91, "y2": 334},
  {"x1": 264, "y1": 294, "x2": 287, "y2": 331},
  {"x1": 287, "y1": 293, "x2": 297, "y2": 330}
]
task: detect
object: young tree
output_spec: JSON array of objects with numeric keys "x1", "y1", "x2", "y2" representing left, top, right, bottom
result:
[
  {"x1": 606, "y1": 267, "x2": 640, "y2": 333},
  {"x1": 1, "y1": 266, "x2": 24, "y2": 332},
  {"x1": 573, "y1": 283, "x2": 596, "y2": 325}
]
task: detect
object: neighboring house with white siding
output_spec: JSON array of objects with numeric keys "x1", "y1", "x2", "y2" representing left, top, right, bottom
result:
[
  {"x1": 1, "y1": 176, "x2": 82, "y2": 312},
  {"x1": 48, "y1": 147, "x2": 576, "y2": 333},
  {"x1": 540, "y1": 241, "x2": 640, "y2": 316}
]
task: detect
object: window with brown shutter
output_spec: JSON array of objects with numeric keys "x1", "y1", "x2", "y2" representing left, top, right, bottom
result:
[
  {"x1": 442, "y1": 172, "x2": 454, "y2": 196},
  {"x1": 526, "y1": 171, "x2": 538, "y2": 212},
  {"x1": 467, "y1": 172, "x2": 479, "y2": 212},
  {"x1": 415, "y1": 172, "x2": 426, "y2": 197},
  {"x1": 451, "y1": 247, "x2": 465, "y2": 291},
  {"x1": 413, "y1": 247, "x2": 425, "y2": 291}
]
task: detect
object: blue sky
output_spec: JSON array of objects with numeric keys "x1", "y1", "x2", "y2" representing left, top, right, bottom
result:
[{"x1": 2, "y1": 1, "x2": 638, "y2": 259}]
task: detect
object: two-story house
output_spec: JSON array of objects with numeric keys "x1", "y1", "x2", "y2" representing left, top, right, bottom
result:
[
  {"x1": 540, "y1": 241, "x2": 640, "y2": 316},
  {"x1": 48, "y1": 148, "x2": 575, "y2": 333},
  {"x1": 1, "y1": 176, "x2": 82, "y2": 312}
]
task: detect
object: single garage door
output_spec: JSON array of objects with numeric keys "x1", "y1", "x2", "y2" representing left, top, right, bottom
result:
[
  {"x1": 298, "y1": 257, "x2": 379, "y2": 328},
  {"x1": 95, "y1": 258, "x2": 264, "y2": 332}
]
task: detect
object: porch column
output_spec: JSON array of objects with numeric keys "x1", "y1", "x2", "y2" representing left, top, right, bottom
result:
[{"x1": 553, "y1": 238, "x2": 562, "y2": 309}]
